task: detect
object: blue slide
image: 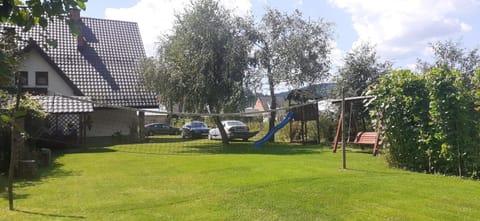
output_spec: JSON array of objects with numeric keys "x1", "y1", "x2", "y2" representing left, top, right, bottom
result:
[{"x1": 254, "y1": 112, "x2": 295, "y2": 148}]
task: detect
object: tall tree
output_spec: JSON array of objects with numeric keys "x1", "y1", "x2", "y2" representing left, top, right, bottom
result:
[
  {"x1": 251, "y1": 8, "x2": 333, "y2": 139},
  {"x1": 417, "y1": 40, "x2": 480, "y2": 89},
  {"x1": 336, "y1": 42, "x2": 392, "y2": 97},
  {"x1": 141, "y1": 0, "x2": 253, "y2": 144}
]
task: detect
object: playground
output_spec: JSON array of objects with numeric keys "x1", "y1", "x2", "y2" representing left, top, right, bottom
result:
[{"x1": 1, "y1": 140, "x2": 479, "y2": 220}]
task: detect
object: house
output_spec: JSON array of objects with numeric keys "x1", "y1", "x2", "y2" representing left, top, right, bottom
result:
[
  {"x1": 253, "y1": 95, "x2": 286, "y2": 122},
  {"x1": 2, "y1": 9, "x2": 157, "y2": 142}
]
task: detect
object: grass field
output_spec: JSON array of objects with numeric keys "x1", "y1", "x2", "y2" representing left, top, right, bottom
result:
[{"x1": 1, "y1": 137, "x2": 479, "y2": 220}]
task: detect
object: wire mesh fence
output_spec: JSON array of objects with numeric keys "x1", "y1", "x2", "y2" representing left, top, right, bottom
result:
[{"x1": 23, "y1": 94, "x2": 333, "y2": 156}]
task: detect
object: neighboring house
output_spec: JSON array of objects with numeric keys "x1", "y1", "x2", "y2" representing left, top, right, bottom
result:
[
  {"x1": 2, "y1": 9, "x2": 157, "y2": 141},
  {"x1": 253, "y1": 95, "x2": 286, "y2": 122}
]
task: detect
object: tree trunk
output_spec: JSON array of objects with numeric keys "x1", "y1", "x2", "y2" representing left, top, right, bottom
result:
[
  {"x1": 268, "y1": 66, "x2": 276, "y2": 142},
  {"x1": 8, "y1": 78, "x2": 22, "y2": 210},
  {"x1": 213, "y1": 115, "x2": 229, "y2": 145}
]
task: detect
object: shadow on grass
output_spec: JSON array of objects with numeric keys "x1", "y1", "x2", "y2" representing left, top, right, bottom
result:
[
  {"x1": 0, "y1": 155, "x2": 82, "y2": 196},
  {"x1": 14, "y1": 209, "x2": 85, "y2": 219},
  {"x1": 0, "y1": 192, "x2": 30, "y2": 200}
]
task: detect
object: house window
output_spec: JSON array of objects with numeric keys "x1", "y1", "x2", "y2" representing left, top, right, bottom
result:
[
  {"x1": 19, "y1": 71, "x2": 28, "y2": 86},
  {"x1": 35, "y1": 71, "x2": 48, "y2": 86}
]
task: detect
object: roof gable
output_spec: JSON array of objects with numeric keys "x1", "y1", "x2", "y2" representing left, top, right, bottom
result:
[
  {"x1": 6, "y1": 16, "x2": 157, "y2": 108},
  {"x1": 23, "y1": 41, "x2": 83, "y2": 96}
]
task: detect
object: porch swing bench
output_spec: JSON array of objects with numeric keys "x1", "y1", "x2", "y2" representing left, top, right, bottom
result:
[{"x1": 353, "y1": 131, "x2": 382, "y2": 155}]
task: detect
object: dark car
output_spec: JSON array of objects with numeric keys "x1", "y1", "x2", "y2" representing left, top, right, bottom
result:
[
  {"x1": 144, "y1": 123, "x2": 180, "y2": 136},
  {"x1": 181, "y1": 121, "x2": 210, "y2": 139}
]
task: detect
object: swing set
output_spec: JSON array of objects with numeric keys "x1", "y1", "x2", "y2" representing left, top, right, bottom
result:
[{"x1": 331, "y1": 95, "x2": 382, "y2": 156}]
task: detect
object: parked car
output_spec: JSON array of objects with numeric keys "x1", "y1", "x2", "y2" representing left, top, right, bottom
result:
[
  {"x1": 144, "y1": 123, "x2": 180, "y2": 136},
  {"x1": 208, "y1": 120, "x2": 253, "y2": 141},
  {"x1": 181, "y1": 121, "x2": 210, "y2": 138}
]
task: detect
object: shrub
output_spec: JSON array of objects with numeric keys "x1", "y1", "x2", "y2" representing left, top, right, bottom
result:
[{"x1": 369, "y1": 68, "x2": 480, "y2": 177}]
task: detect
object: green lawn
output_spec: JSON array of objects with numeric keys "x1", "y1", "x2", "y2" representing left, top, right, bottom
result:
[{"x1": 1, "y1": 137, "x2": 479, "y2": 220}]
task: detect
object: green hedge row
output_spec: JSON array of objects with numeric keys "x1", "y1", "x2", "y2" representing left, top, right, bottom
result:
[{"x1": 370, "y1": 68, "x2": 480, "y2": 178}]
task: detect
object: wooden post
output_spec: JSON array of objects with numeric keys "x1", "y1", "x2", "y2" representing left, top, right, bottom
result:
[
  {"x1": 347, "y1": 103, "x2": 353, "y2": 143},
  {"x1": 332, "y1": 113, "x2": 342, "y2": 153},
  {"x1": 289, "y1": 99, "x2": 292, "y2": 143},
  {"x1": 341, "y1": 85, "x2": 346, "y2": 169},
  {"x1": 373, "y1": 113, "x2": 382, "y2": 156},
  {"x1": 315, "y1": 102, "x2": 320, "y2": 144}
]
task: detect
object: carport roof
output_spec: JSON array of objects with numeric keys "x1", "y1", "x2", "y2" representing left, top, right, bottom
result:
[{"x1": 36, "y1": 96, "x2": 93, "y2": 113}]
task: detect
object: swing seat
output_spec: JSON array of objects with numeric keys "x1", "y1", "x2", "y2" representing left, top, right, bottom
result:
[
  {"x1": 353, "y1": 132, "x2": 382, "y2": 156},
  {"x1": 353, "y1": 132, "x2": 382, "y2": 145}
]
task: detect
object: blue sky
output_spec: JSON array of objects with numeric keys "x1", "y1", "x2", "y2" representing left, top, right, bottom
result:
[{"x1": 82, "y1": 0, "x2": 480, "y2": 71}]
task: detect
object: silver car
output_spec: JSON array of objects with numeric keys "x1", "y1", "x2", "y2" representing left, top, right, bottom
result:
[{"x1": 208, "y1": 120, "x2": 251, "y2": 141}]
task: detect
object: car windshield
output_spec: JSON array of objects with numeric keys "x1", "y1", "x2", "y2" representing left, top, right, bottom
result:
[
  {"x1": 191, "y1": 122, "x2": 207, "y2": 128},
  {"x1": 226, "y1": 121, "x2": 245, "y2": 126}
]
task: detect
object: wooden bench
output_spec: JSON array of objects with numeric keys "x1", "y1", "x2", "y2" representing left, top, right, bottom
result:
[{"x1": 353, "y1": 132, "x2": 382, "y2": 155}]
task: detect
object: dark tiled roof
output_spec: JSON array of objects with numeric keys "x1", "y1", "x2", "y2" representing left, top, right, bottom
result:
[
  {"x1": 6, "y1": 16, "x2": 157, "y2": 108},
  {"x1": 35, "y1": 96, "x2": 93, "y2": 113}
]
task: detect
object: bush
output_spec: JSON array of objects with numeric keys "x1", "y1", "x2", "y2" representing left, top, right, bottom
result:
[{"x1": 370, "y1": 68, "x2": 480, "y2": 177}]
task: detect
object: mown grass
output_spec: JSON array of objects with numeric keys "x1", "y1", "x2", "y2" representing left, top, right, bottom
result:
[{"x1": 1, "y1": 137, "x2": 479, "y2": 220}]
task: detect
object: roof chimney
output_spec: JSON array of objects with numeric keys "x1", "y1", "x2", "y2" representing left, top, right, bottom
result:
[{"x1": 69, "y1": 8, "x2": 84, "y2": 49}]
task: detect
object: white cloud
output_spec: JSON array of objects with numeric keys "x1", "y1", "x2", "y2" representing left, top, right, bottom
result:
[
  {"x1": 328, "y1": 40, "x2": 344, "y2": 72},
  {"x1": 329, "y1": 0, "x2": 480, "y2": 66},
  {"x1": 295, "y1": 0, "x2": 304, "y2": 6},
  {"x1": 104, "y1": 0, "x2": 252, "y2": 56}
]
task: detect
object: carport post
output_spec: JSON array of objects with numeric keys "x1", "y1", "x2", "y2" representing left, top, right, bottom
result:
[{"x1": 138, "y1": 111, "x2": 145, "y2": 139}]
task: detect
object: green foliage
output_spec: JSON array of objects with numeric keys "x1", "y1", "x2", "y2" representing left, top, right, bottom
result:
[
  {"x1": 0, "y1": 27, "x2": 22, "y2": 85},
  {"x1": 142, "y1": 0, "x2": 252, "y2": 114},
  {"x1": 426, "y1": 69, "x2": 480, "y2": 176},
  {"x1": 334, "y1": 43, "x2": 392, "y2": 138},
  {"x1": 370, "y1": 68, "x2": 480, "y2": 177},
  {"x1": 475, "y1": 69, "x2": 480, "y2": 110},
  {"x1": 0, "y1": 0, "x2": 87, "y2": 31},
  {"x1": 417, "y1": 40, "x2": 480, "y2": 89},
  {"x1": 251, "y1": 8, "x2": 333, "y2": 134},
  {"x1": 318, "y1": 111, "x2": 337, "y2": 142},
  {"x1": 0, "y1": 91, "x2": 46, "y2": 173},
  {"x1": 253, "y1": 8, "x2": 333, "y2": 90},
  {"x1": 336, "y1": 42, "x2": 392, "y2": 97},
  {"x1": 142, "y1": 0, "x2": 254, "y2": 144},
  {"x1": 268, "y1": 112, "x2": 336, "y2": 143},
  {"x1": 369, "y1": 70, "x2": 430, "y2": 171}
]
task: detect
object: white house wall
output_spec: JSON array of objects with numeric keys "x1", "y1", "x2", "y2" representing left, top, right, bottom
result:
[
  {"x1": 86, "y1": 109, "x2": 137, "y2": 137},
  {"x1": 19, "y1": 50, "x2": 75, "y2": 96}
]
